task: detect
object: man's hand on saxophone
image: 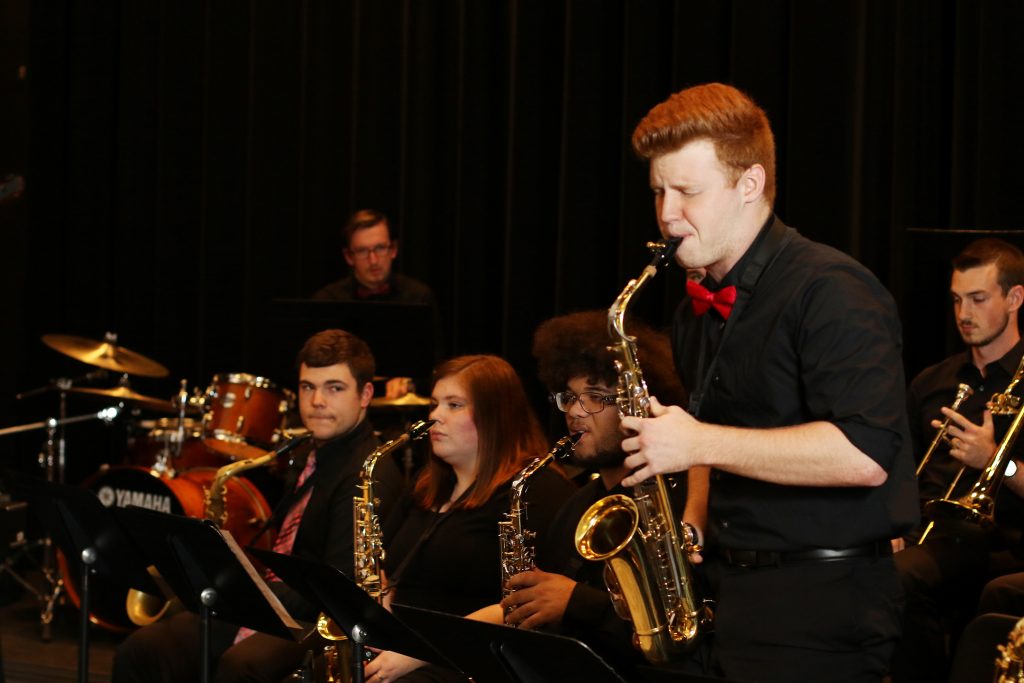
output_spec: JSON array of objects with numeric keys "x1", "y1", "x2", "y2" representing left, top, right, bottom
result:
[
  {"x1": 500, "y1": 568, "x2": 576, "y2": 629},
  {"x1": 620, "y1": 396, "x2": 702, "y2": 486}
]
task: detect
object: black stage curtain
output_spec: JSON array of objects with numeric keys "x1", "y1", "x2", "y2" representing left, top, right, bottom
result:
[{"x1": 2, "y1": 0, "x2": 1023, "y2": 474}]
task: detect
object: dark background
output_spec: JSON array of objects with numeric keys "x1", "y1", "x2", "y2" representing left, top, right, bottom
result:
[{"x1": 1, "y1": 0, "x2": 1022, "y2": 480}]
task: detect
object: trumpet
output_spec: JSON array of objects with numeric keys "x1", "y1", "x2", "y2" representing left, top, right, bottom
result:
[{"x1": 924, "y1": 354, "x2": 1024, "y2": 530}]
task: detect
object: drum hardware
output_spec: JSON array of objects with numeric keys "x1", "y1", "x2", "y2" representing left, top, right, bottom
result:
[
  {"x1": 142, "y1": 380, "x2": 214, "y2": 476},
  {"x1": 0, "y1": 405, "x2": 121, "y2": 640},
  {"x1": 15, "y1": 369, "x2": 109, "y2": 401},
  {"x1": 42, "y1": 332, "x2": 170, "y2": 378}
]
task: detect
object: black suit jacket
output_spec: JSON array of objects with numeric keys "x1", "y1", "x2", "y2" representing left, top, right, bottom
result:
[{"x1": 271, "y1": 418, "x2": 405, "y2": 621}]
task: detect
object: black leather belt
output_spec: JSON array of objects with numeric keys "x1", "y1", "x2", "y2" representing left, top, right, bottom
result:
[{"x1": 717, "y1": 541, "x2": 893, "y2": 568}]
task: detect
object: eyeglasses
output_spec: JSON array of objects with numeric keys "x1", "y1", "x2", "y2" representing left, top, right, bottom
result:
[
  {"x1": 550, "y1": 390, "x2": 618, "y2": 415},
  {"x1": 348, "y1": 243, "x2": 393, "y2": 260}
]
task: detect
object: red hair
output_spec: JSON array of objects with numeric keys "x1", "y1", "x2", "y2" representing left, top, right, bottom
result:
[
  {"x1": 632, "y1": 82, "x2": 776, "y2": 206},
  {"x1": 413, "y1": 355, "x2": 549, "y2": 510}
]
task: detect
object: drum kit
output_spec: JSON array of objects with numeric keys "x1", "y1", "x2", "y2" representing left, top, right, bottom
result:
[{"x1": 0, "y1": 331, "x2": 298, "y2": 637}]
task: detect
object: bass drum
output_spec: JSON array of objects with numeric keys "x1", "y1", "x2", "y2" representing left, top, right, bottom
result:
[{"x1": 59, "y1": 466, "x2": 272, "y2": 632}]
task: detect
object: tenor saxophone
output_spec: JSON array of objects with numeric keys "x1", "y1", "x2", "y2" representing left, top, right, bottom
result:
[
  {"x1": 575, "y1": 238, "x2": 712, "y2": 664},
  {"x1": 499, "y1": 432, "x2": 582, "y2": 619},
  {"x1": 316, "y1": 419, "x2": 435, "y2": 642}
]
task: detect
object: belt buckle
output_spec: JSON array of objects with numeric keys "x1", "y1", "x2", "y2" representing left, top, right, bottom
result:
[{"x1": 726, "y1": 549, "x2": 758, "y2": 568}]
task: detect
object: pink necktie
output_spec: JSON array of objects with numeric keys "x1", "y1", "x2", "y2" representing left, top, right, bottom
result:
[{"x1": 235, "y1": 451, "x2": 316, "y2": 644}]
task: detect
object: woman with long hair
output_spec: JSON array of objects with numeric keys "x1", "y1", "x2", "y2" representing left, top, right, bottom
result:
[{"x1": 365, "y1": 354, "x2": 575, "y2": 683}]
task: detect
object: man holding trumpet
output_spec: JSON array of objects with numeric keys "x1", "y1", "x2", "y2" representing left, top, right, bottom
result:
[{"x1": 892, "y1": 238, "x2": 1024, "y2": 682}]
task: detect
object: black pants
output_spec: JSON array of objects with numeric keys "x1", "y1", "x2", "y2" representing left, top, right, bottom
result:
[
  {"x1": 704, "y1": 555, "x2": 904, "y2": 683},
  {"x1": 890, "y1": 532, "x2": 1024, "y2": 683},
  {"x1": 111, "y1": 612, "x2": 309, "y2": 683}
]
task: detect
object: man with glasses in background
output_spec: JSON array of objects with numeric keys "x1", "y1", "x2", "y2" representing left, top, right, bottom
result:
[
  {"x1": 496, "y1": 310, "x2": 707, "y2": 677},
  {"x1": 313, "y1": 208, "x2": 435, "y2": 306},
  {"x1": 313, "y1": 209, "x2": 439, "y2": 399}
]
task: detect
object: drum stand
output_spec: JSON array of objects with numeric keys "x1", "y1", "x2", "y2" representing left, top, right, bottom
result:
[{"x1": 0, "y1": 403, "x2": 120, "y2": 640}]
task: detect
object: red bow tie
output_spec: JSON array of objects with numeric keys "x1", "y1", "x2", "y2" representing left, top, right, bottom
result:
[{"x1": 686, "y1": 280, "x2": 737, "y2": 320}]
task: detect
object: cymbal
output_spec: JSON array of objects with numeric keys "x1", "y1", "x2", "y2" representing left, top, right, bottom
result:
[
  {"x1": 370, "y1": 393, "x2": 432, "y2": 409},
  {"x1": 67, "y1": 386, "x2": 176, "y2": 413},
  {"x1": 42, "y1": 333, "x2": 170, "y2": 378}
]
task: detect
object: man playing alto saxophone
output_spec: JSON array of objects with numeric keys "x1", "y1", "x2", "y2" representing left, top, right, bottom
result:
[
  {"x1": 113, "y1": 329, "x2": 406, "y2": 683},
  {"x1": 496, "y1": 310, "x2": 703, "y2": 676},
  {"x1": 617, "y1": 83, "x2": 918, "y2": 682},
  {"x1": 891, "y1": 238, "x2": 1024, "y2": 682}
]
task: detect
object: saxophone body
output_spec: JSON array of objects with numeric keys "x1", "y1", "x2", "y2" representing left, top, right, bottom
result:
[
  {"x1": 996, "y1": 616, "x2": 1024, "y2": 683},
  {"x1": 316, "y1": 419, "x2": 436, "y2": 642},
  {"x1": 575, "y1": 238, "x2": 712, "y2": 664},
  {"x1": 499, "y1": 432, "x2": 582, "y2": 614},
  {"x1": 353, "y1": 418, "x2": 436, "y2": 601}
]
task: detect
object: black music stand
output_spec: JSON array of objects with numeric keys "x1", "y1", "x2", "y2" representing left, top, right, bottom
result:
[
  {"x1": 248, "y1": 548, "x2": 455, "y2": 683},
  {"x1": 5, "y1": 472, "x2": 162, "y2": 683},
  {"x1": 114, "y1": 507, "x2": 304, "y2": 683},
  {"x1": 392, "y1": 603, "x2": 630, "y2": 683}
]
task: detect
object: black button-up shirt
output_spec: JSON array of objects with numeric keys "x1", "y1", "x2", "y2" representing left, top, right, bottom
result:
[{"x1": 673, "y1": 215, "x2": 919, "y2": 551}]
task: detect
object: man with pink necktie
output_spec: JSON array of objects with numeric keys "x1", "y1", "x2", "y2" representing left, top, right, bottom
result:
[{"x1": 113, "y1": 329, "x2": 405, "y2": 683}]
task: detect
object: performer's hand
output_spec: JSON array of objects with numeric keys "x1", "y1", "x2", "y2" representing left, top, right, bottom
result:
[
  {"x1": 891, "y1": 537, "x2": 906, "y2": 553},
  {"x1": 935, "y1": 407, "x2": 996, "y2": 470},
  {"x1": 364, "y1": 649, "x2": 425, "y2": 682},
  {"x1": 501, "y1": 569, "x2": 576, "y2": 630},
  {"x1": 621, "y1": 397, "x2": 700, "y2": 487}
]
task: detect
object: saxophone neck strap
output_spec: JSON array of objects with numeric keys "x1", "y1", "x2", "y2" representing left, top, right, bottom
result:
[
  {"x1": 688, "y1": 219, "x2": 795, "y2": 417},
  {"x1": 387, "y1": 487, "x2": 472, "y2": 590}
]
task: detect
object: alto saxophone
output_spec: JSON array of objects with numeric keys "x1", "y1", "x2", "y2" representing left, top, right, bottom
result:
[
  {"x1": 316, "y1": 419, "x2": 435, "y2": 642},
  {"x1": 575, "y1": 238, "x2": 712, "y2": 664},
  {"x1": 499, "y1": 432, "x2": 582, "y2": 619}
]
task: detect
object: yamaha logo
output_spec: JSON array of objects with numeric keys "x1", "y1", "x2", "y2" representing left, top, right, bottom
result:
[{"x1": 93, "y1": 486, "x2": 172, "y2": 514}]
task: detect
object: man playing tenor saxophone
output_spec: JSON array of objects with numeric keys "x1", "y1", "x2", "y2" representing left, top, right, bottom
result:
[
  {"x1": 891, "y1": 238, "x2": 1024, "y2": 682},
  {"x1": 496, "y1": 310, "x2": 700, "y2": 675},
  {"x1": 617, "y1": 83, "x2": 918, "y2": 682},
  {"x1": 113, "y1": 329, "x2": 405, "y2": 683}
]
